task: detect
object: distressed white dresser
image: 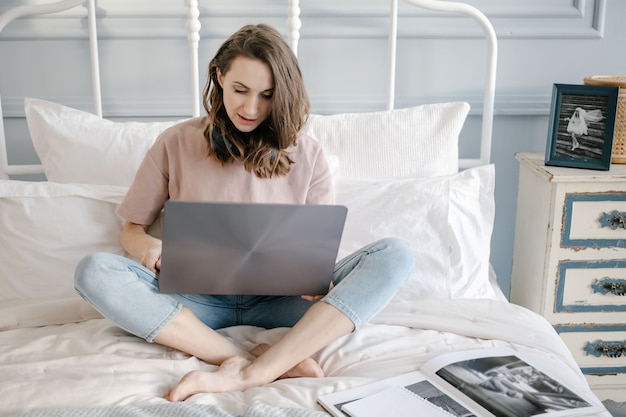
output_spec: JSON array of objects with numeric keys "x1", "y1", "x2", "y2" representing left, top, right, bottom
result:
[{"x1": 511, "y1": 152, "x2": 626, "y2": 401}]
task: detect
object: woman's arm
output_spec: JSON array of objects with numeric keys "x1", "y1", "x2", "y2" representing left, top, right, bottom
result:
[{"x1": 120, "y1": 221, "x2": 163, "y2": 272}]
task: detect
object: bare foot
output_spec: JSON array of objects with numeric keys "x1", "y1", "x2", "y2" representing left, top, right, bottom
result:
[
  {"x1": 166, "y1": 345, "x2": 325, "y2": 402},
  {"x1": 166, "y1": 356, "x2": 252, "y2": 402},
  {"x1": 250, "y1": 343, "x2": 324, "y2": 379}
]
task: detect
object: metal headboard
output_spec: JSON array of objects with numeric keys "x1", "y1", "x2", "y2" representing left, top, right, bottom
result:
[
  {"x1": 0, "y1": 0, "x2": 102, "y2": 177},
  {"x1": 286, "y1": 0, "x2": 497, "y2": 169},
  {"x1": 0, "y1": 0, "x2": 202, "y2": 179},
  {"x1": 0, "y1": 0, "x2": 497, "y2": 178},
  {"x1": 388, "y1": 0, "x2": 497, "y2": 169}
]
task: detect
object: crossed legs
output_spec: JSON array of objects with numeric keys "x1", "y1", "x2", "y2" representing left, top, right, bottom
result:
[
  {"x1": 75, "y1": 238, "x2": 413, "y2": 401},
  {"x1": 164, "y1": 301, "x2": 354, "y2": 401},
  {"x1": 75, "y1": 253, "x2": 337, "y2": 400}
]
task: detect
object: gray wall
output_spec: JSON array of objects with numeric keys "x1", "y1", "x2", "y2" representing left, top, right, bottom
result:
[{"x1": 1, "y1": 0, "x2": 623, "y2": 298}]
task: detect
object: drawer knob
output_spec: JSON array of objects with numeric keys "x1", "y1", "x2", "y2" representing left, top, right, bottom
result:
[
  {"x1": 584, "y1": 340, "x2": 626, "y2": 358},
  {"x1": 591, "y1": 278, "x2": 626, "y2": 296},
  {"x1": 599, "y1": 210, "x2": 626, "y2": 229}
]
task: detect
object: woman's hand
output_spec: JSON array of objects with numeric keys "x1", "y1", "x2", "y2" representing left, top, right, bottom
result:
[
  {"x1": 140, "y1": 244, "x2": 163, "y2": 273},
  {"x1": 120, "y1": 221, "x2": 163, "y2": 273},
  {"x1": 301, "y1": 282, "x2": 334, "y2": 301}
]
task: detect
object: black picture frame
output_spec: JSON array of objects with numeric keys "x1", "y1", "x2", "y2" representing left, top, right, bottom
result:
[{"x1": 545, "y1": 83, "x2": 619, "y2": 170}]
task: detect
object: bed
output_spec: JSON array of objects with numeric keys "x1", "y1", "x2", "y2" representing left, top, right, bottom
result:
[{"x1": 0, "y1": 1, "x2": 613, "y2": 416}]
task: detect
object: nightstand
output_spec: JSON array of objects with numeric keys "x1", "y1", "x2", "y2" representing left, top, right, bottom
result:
[{"x1": 511, "y1": 152, "x2": 626, "y2": 401}]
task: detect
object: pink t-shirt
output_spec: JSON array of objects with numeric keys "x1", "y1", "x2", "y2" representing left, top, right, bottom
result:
[{"x1": 118, "y1": 116, "x2": 334, "y2": 226}]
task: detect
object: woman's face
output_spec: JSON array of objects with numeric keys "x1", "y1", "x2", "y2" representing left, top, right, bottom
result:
[{"x1": 217, "y1": 56, "x2": 274, "y2": 133}]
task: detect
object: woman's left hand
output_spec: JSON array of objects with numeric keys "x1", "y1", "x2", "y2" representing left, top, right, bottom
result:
[{"x1": 301, "y1": 282, "x2": 334, "y2": 301}]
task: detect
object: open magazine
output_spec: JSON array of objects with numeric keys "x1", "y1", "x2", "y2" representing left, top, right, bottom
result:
[{"x1": 318, "y1": 348, "x2": 602, "y2": 417}]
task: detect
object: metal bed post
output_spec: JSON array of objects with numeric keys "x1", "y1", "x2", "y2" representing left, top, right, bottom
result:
[
  {"x1": 287, "y1": 0, "x2": 302, "y2": 56},
  {"x1": 186, "y1": 0, "x2": 201, "y2": 118},
  {"x1": 86, "y1": 0, "x2": 102, "y2": 118},
  {"x1": 387, "y1": 0, "x2": 399, "y2": 111},
  {"x1": 0, "y1": 96, "x2": 7, "y2": 180}
]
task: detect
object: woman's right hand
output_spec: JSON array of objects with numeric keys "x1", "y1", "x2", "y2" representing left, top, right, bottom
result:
[
  {"x1": 120, "y1": 221, "x2": 163, "y2": 273},
  {"x1": 140, "y1": 244, "x2": 163, "y2": 273}
]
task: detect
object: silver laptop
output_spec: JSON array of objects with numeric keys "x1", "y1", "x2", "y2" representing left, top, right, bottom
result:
[{"x1": 157, "y1": 201, "x2": 347, "y2": 295}]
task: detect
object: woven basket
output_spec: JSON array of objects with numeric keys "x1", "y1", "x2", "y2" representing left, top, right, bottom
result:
[{"x1": 584, "y1": 75, "x2": 626, "y2": 164}]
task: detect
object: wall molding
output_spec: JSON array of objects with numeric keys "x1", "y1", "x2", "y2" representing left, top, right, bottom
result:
[
  {"x1": 0, "y1": 0, "x2": 607, "y2": 40},
  {"x1": 2, "y1": 94, "x2": 553, "y2": 119}
]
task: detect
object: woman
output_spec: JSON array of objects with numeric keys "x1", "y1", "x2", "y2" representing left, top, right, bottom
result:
[
  {"x1": 566, "y1": 107, "x2": 604, "y2": 151},
  {"x1": 74, "y1": 24, "x2": 414, "y2": 402}
]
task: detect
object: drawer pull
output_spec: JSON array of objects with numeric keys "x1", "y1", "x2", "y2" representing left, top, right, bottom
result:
[
  {"x1": 599, "y1": 210, "x2": 626, "y2": 229},
  {"x1": 584, "y1": 340, "x2": 626, "y2": 358},
  {"x1": 591, "y1": 278, "x2": 626, "y2": 296}
]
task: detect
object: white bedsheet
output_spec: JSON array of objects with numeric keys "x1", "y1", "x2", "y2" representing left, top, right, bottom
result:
[{"x1": 0, "y1": 298, "x2": 610, "y2": 417}]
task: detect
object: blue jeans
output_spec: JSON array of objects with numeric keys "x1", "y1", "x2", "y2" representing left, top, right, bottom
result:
[{"x1": 74, "y1": 238, "x2": 414, "y2": 342}]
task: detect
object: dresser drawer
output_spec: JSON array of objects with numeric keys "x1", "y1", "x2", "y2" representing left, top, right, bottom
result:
[
  {"x1": 557, "y1": 325, "x2": 626, "y2": 377},
  {"x1": 556, "y1": 260, "x2": 626, "y2": 313},
  {"x1": 562, "y1": 193, "x2": 626, "y2": 247}
]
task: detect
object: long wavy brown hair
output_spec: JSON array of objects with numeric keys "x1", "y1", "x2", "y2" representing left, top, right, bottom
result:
[{"x1": 203, "y1": 24, "x2": 310, "y2": 178}]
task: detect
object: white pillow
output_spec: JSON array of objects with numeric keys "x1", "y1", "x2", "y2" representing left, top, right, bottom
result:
[
  {"x1": 0, "y1": 166, "x2": 494, "y2": 329},
  {"x1": 25, "y1": 98, "x2": 180, "y2": 186},
  {"x1": 335, "y1": 164, "x2": 498, "y2": 300},
  {"x1": 303, "y1": 102, "x2": 470, "y2": 179},
  {"x1": 25, "y1": 99, "x2": 467, "y2": 186},
  {"x1": 0, "y1": 180, "x2": 128, "y2": 328}
]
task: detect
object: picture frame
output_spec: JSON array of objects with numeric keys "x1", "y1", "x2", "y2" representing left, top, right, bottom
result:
[{"x1": 545, "y1": 83, "x2": 619, "y2": 170}]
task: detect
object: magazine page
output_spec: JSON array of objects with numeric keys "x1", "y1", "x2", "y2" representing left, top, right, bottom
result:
[
  {"x1": 340, "y1": 385, "x2": 457, "y2": 417},
  {"x1": 318, "y1": 371, "x2": 477, "y2": 417},
  {"x1": 420, "y1": 347, "x2": 602, "y2": 417}
]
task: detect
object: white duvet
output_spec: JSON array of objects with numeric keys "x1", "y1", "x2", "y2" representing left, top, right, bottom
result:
[{"x1": 0, "y1": 298, "x2": 611, "y2": 417}]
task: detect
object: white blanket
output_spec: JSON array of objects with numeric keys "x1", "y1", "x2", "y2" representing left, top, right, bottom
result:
[{"x1": 0, "y1": 299, "x2": 611, "y2": 417}]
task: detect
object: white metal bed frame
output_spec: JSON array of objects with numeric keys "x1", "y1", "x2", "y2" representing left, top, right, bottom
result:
[{"x1": 0, "y1": 0, "x2": 497, "y2": 179}]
